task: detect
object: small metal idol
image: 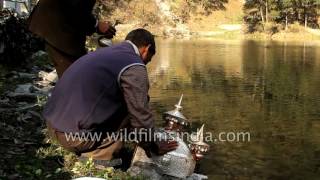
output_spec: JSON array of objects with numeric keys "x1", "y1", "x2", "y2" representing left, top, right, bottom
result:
[{"x1": 129, "y1": 95, "x2": 210, "y2": 179}]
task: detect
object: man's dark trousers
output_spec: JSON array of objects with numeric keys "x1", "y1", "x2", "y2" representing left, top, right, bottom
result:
[{"x1": 28, "y1": 0, "x2": 96, "y2": 77}]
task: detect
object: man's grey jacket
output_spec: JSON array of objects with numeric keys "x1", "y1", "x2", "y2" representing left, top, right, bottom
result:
[{"x1": 43, "y1": 41, "x2": 154, "y2": 133}]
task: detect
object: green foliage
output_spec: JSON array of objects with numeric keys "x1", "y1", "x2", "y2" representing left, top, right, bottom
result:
[
  {"x1": 71, "y1": 158, "x2": 96, "y2": 177},
  {"x1": 95, "y1": 0, "x2": 133, "y2": 18},
  {"x1": 264, "y1": 22, "x2": 281, "y2": 34},
  {"x1": 71, "y1": 157, "x2": 144, "y2": 179},
  {"x1": 96, "y1": 0, "x2": 161, "y2": 27},
  {"x1": 243, "y1": 0, "x2": 320, "y2": 33},
  {"x1": 287, "y1": 21, "x2": 306, "y2": 32},
  {"x1": 196, "y1": 0, "x2": 228, "y2": 14},
  {"x1": 0, "y1": 9, "x2": 44, "y2": 67},
  {"x1": 171, "y1": 0, "x2": 229, "y2": 22},
  {"x1": 243, "y1": 1, "x2": 263, "y2": 32}
]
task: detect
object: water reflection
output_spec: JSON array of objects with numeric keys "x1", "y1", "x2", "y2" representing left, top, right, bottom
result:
[{"x1": 148, "y1": 39, "x2": 320, "y2": 179}]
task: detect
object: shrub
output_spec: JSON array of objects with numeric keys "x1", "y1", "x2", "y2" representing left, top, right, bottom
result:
[
  {"x1": 287, "y1": 22, "x2": 304, "y2": 33},
  {"x1": 264, "y1": 22, "x2": 280, "y2": 35},
  {"x1": 0, "y1": 9, "x2": 44, "y2": 67}
]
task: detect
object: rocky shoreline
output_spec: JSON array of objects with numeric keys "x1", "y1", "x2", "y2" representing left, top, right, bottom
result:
[
  {"x1": 0, "y1": 51, "x2": 132, "y2": 179},
  {"x1": 0, "y1": 51, "x2": 67, "y2": 179}
]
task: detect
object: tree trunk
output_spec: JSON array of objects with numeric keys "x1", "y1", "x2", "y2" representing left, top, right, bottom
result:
[
  {"x1": 260, "y1": 7, "x2": 265, "y2": 24},
  {"x1": 303, "y1": 3, "x2": 309, "y2": 29},
  {"x1": 286, "y1": 14, "x2": 288, "y2": 30},
  {"x1": 305, "y1": 14, "x2": 307, "y2": 29},
  {"x1": 265, "y1": 0, "x2": 268, "y2": 23},
  {"x1": 0, "y1": 0, "x2": 3, "y2": 10}
]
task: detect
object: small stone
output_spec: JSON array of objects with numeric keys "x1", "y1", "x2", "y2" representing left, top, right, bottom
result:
[
  {"x1": 14, "y1": 83, "x2": 33, "y2": 93},
  {"x1": 31, "y1": 50, "x2": 48, "y2": 61},
  {"x1": 14, "y1": 138, "x2": 21, "y2": 144},
  {"x1": 17, "y1": 102, "x2": 28, "y2": 106},
  {"x1": 187, "y1": 173, "x2": 208, "y2": 180},
  {"x1": 18, "y1": 72, "x2": 36, "y2": 79},
  {"x1": 128, "y1": 165, "x2": 162, "y2": 180},
  {"x1": 17, "y1": 113, "x2": 32, "y2": 122},
  {"x1": 16, "y1": 104, "x2": 38, "y2": 111},
  {"x1": 0, "y1": 98, "x2": 11, "y2": 108},
  {"x1": 12, "y1": 75, "x2": 19, "y2": 79},
  {"x1": 38, "y1": 70, "x2": 58, "y2": 83},
  {"x1": 32, "y1": 85, "x2": 53, "y2": 95}
]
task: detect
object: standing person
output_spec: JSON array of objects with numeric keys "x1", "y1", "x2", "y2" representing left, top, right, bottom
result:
[
  {"x1": 28, "y1": 0, "x2": 116, "y2": 77},
  {"x1": 43, "y1": 29, "x2": 178, "y2": 162}
]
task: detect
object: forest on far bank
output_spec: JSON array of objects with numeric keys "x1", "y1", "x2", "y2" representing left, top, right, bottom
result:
[
  {"x1": 1, "y1": 0, "x2": 320, "y2": 66},
  {"x1": 243, "y1": 0, "x2": 320, "y2": 33},
  {"x1": 97, "y1": 0, "x2": 320, "y2": 33}
]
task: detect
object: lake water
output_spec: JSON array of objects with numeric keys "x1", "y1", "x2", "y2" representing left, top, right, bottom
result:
[
  {"x1": 148, "y1": 39, "x2": 320, "y2": 179},
  {"x1": 0, "y1": 65, "x2": 6, "y2": 94}
]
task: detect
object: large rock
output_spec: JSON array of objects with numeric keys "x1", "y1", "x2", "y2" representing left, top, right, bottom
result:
[
  {"x1": 128, "y1": 164, "x2": 163, "y2": 180},
  {"x1": 128, "y1": 164, "x2": 208, "y2": 180}
]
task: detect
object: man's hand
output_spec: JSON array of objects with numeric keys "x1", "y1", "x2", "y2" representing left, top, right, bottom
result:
[
  {"x1": 97, "y1": 21, "x2": 116, "y2": 39},
  {"x1": 139, "y1": 139, "x2": 178, "y2": 158},
  {"x1": 155, "y1": 139, "x2": 179, "y2": 155}
]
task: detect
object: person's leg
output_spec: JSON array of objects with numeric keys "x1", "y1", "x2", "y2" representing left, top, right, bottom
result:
[
  {"x1": 81, "y1": 116, "x2": 130, "y2": 160},
  {"x1": 47, "y1": 121, "x2": 124, "y2": 160},
  {"x1": 80, "y1": 140, "x2": 123, "y2": 160},
  {"x1": 46, "y1": 121, "x2": 97, "y2": 156},
  {"x1": 45, "y1": 43, "x2": 78, "y2": 78},
  {"x1": 46, "y1": 116, "x2": 131, "y2": 161},
  {"x1": 80, "y1": 116, "x2": 132, "y2": 160}
]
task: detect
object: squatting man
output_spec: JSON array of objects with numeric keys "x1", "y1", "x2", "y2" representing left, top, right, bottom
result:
[{"x1": 43, "y1": 29, "x2": 178, "y2": 164}]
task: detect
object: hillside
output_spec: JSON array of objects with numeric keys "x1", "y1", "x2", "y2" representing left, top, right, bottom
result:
[
  {"x1": 101, "y1": 0, "x2": 244, "y2": 37},
  {"x1": 187, "y1": 0, "x2": 244, "y2": 32},
  {"x1": 97, "y1": 0, "x2": 320, "y2": 40}
]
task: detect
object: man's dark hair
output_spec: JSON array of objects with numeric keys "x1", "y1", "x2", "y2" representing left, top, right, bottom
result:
[{"x1": 125, "y1": 29, "x2": 156, "y2": 55}]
